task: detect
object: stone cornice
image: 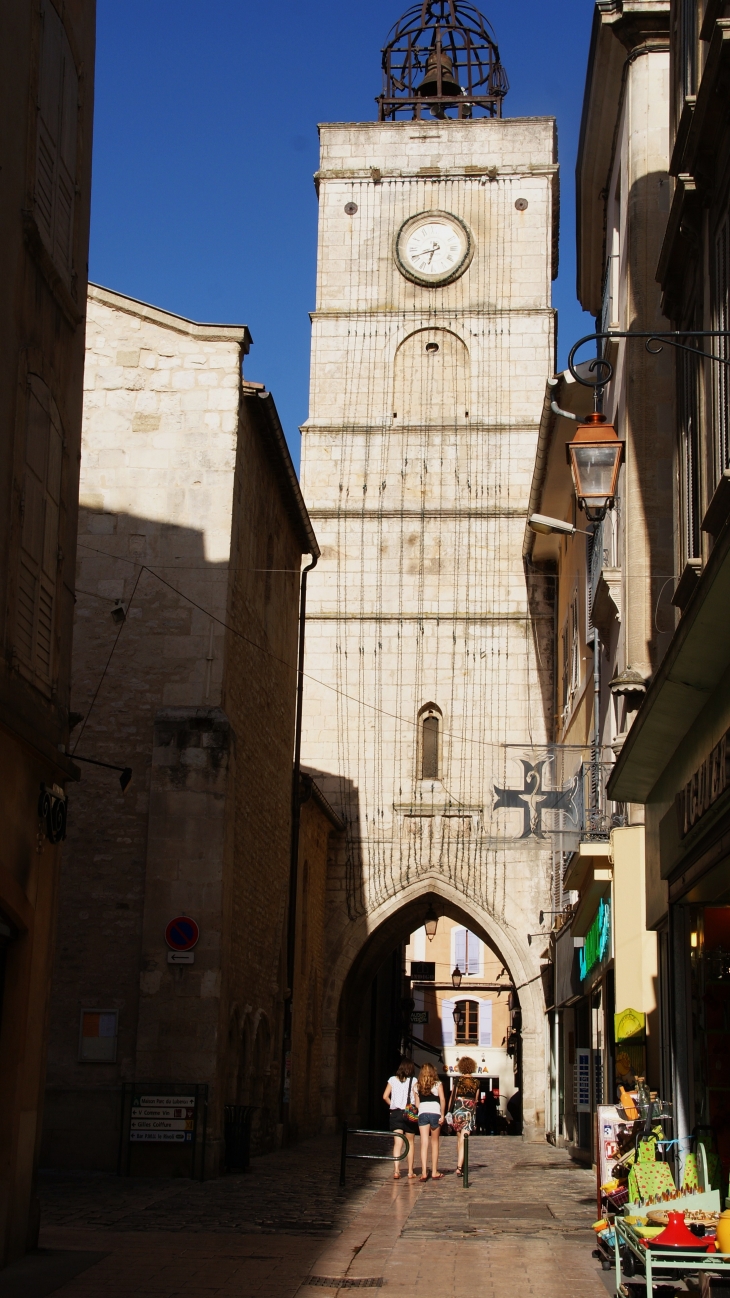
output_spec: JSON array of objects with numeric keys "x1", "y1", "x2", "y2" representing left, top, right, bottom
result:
[{"x1": 315, "y1": 166, "x2": 559, "y2": 182}]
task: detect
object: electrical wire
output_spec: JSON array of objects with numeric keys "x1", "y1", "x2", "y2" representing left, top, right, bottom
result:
[
  {"x1": 71, "y1": 565, "x2": 144, "y2": 755},
  {"x1": 73, "y1": 541, "x2": 530, "y2": 754}
]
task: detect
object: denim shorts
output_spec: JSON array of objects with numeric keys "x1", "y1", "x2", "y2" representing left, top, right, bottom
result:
[{"x1": 418, "y1": 1111, "x2": 441, "y2": 1129}]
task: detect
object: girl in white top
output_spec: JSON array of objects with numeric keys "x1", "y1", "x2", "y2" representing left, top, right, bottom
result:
[
  {"x1": 382, "y1": 1058, "x2": 418, "y2": 1179},
  {"x1": 416, "y1": 1063, "x2": 446, "y2": 1180}
]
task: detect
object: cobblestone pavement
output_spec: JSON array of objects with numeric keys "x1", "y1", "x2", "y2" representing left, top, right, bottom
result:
[{"x1": 2, "y1": 1135, "x2": 609, "y2": 1297}]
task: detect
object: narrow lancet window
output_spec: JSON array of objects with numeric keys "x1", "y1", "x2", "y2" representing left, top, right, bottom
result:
[{"x1": 421, "y1": 714, "x2": 439, "y2": 779}]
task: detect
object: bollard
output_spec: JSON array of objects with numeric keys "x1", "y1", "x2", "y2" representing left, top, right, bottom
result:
[
  {"x1": 340, "y1": 1122, "x2": 348, "y2": 1187},
  {"x1": 462, "y1": 1133, "x2": 470, "y2": 1188}
]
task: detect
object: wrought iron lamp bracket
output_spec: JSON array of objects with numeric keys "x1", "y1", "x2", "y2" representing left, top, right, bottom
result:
[{"x1": 567, "y1": 330, "x2": 730, "y2": 411}]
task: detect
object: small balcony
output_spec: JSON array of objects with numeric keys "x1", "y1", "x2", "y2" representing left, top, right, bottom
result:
[{"x1": 574, "y1": 760, "x2": 626, "y2": 842}]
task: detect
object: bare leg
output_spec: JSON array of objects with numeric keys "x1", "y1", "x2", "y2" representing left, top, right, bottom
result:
[
  {"x1": 430, "y1": 1125, "x2": 442, "y2": 1176},
  {"x1": 405, "y1": 1132, "x2": 417, "y2": 1177},
  {"x1": 419, "y1": 1124, "x2": 430, "y2": 1178},
  {"x1": 392, "y1": 1129, "x2": 404, "y2": 1177},
  {"x1": 456, "y1": 1130, "x2": 464, "y2": 1171}
]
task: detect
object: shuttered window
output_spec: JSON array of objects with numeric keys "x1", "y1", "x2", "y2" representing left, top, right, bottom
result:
[
  {"x1": 455, "y1": 1000, "x2": 479, "y2": 1043},
  {"x1": 441, "y1": 998, "x2": 455, "y2": 1046},
  {"x1": 678, "y1": 341, "x2": 701, "y2": 561},
  {"x1": 15, "y1": 377, "x2": 62, "y2": 690},
  {"x1": 453, "y1": 927, "x2": 480, "y2": 975},
  {"x1": 479, "y1": 1000, "x2": 492, "y2": 1048},
  {"x1": 35, "y1": 0, "x2": 78, "y2": 279},
  {"x1": 714, "y1": 212, "x2": 730, "y2": 475}
]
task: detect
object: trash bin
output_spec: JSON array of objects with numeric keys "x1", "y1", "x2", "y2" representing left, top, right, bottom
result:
[{"x1": 224, "y1": 1104, "x2": 254, "y2": 1171}]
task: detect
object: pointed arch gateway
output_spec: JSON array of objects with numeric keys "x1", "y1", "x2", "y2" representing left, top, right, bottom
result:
[{"x1": 319, "y1": 878, "x2": 545, "y2": 1142}]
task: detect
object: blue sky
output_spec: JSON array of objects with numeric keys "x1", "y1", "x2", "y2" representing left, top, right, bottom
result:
[{"x1": 89, "y1": 0, "x2": 596, "y2": 465}]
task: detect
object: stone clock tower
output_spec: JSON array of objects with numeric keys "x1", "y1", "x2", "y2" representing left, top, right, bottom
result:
[{"x1": 300, "y1": 1, "x2": 559, "y2": 1138}]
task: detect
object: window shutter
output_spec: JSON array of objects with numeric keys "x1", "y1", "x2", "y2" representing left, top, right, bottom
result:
[
  {"x1": 714, "y1": 215, "x2": 730, "y2": 470},
  {"x1": 36, "y1": 0, "x2": 78, "y2": 277},
  {"x1": 441, "y1": 998, "x2": 454, "y2": 1046},
  {"x1": 466, "y1": 932, "x2": 480, "y2": 975},
  {"x1": 479, "y1": 1000, "x2": 492, "y2": 1047},
  {"x1": 15, "y1": 379, "x2": 61, "y2": 689},
  {"x1": 453, "y1": 928, "x2": 466, "y2": 972}
]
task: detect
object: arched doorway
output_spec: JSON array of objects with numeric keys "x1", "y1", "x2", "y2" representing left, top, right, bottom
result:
[{"x1": 324, "y1": 881, "x2": 544, "y2": 1139}]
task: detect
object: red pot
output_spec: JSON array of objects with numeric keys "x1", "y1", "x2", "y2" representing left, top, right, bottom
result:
[{"x1": 642, "y1": 1212, "x2": 710, "y2": 1252}]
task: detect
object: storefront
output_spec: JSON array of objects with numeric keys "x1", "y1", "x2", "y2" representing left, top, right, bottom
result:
[
  {"x1": 609, "y1": 507, "x2": 730, "y2": 1188},
  {"x1": 551, "y1": 872, "x2": 614, "y2": 1162}
]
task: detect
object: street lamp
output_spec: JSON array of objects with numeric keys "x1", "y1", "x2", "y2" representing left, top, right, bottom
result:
[
  {"x1": 567, "y1": 413, "x2": 623, "y2": 523},
  {"x1": 424, "y1": 904, "x2": 438, "y2": 941},
  {"x1": 539, "y1": 910, "x2": 563, "y2": 926},
  {"x1": 451, "y1": 965, "x2": 463, "y2": 989},
  {"x1": 528, "y1": 514, "x2": 594, "y2": 538},
  {"x1": 452, "y1": 1004, "x2": 465, "y2": 1028}
]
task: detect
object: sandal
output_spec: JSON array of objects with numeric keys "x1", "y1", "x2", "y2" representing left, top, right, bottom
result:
[
  {"x1": 393, "y1": 1171, "x2": 401, "y2": 1180},
  {"x1": 431, "y1": 1172, "x2": 444, "y2": 1180},
  {"x1": 455, "y1": 1167, "x2": 463, "y2": 1176},
  {"x1": 420, "y1": 1174, "x2": 429, "y2": 1181}
]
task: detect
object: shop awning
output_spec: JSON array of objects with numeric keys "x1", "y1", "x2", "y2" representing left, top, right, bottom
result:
[{"x1": 608, "y1": 521, "x2": 730, "y2": 803}]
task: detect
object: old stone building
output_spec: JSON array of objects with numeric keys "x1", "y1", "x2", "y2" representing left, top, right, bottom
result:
[
  {"x1": 0, "y1": 0, "x2": 95, "y2": 1266},
  {"x1": 299, "y1": 4, "x2": 560, "y2": 1138},
  {"x1": 41, "y1": 284, "x2": 319, "y2": 1173},
  {"x1": 288, "y1": 777, "x2": 344, "y2": 1141},
  {"x1": 525, "y1": 0, "x2": 672, "y2": 1162}
]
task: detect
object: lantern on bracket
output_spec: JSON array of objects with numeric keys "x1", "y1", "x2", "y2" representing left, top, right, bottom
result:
[
  {"x1": 424, "y1": 904, "x2": 439, "y2": 941},
  {"x1": 566, "y1": 412, "x2": 624, "y2": 523}
]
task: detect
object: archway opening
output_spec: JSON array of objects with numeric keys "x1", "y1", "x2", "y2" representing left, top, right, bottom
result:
[{"x1": 336, "y1": 892, "x2": 522, "y2": 1134}]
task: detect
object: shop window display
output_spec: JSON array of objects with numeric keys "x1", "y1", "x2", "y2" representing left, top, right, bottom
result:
[{"x1": 689, "y1": 905, "x2": 730, "y2": 1190}]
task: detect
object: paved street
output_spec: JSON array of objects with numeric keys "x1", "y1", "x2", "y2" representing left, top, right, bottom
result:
[{"x1": 0, "y1": 1135, "x2": 608, "y2": 1297}]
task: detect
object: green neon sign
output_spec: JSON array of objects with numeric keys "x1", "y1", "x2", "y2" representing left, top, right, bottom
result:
[{"x1": 579, "y1": 898, "x2": 611, "y2": 981}]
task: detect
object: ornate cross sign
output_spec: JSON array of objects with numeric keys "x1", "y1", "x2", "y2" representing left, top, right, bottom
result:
[{"x1": 493, "y1": 759, "x2": 576, "y2": 839}]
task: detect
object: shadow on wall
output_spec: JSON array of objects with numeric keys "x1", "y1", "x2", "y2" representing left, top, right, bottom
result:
[
  {"x1": 621, "y1": 170, "x2": 675, "y2": 671},
  {"x1": 42, "y1": 504, "x2": 294, "y2": 1172},
  {"x1": 523, "y1": 560, "x2": 557, "y2": 741}
]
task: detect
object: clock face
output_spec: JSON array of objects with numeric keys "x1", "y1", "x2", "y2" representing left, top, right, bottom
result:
[
  {"x1": 405, "y1": 222, "x2": 462, "y2": 276},
  {"x1": 396, "y1": 211, "x2": 472, "y2": 286}
]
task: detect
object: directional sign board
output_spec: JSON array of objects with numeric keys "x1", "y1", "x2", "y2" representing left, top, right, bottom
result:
[
  {"x1": 130, "y1": 1093, "x2": 196, "y2": 1143},
  {"x1": 165, "y1": 916, "x2": 199, "y2": 951}
]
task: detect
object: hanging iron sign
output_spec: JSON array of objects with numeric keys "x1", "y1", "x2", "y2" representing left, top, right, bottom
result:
[{"x1": 165, "y1": 916, "x2": 199, "y2": 951}]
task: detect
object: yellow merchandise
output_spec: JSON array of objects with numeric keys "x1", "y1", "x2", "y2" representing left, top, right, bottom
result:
[{"x1": 715, "y1": 1209, "x2": 730, "y2": 1254}]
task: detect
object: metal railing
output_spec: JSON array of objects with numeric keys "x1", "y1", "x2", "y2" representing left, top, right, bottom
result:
[
  {"x1": 574, "y1": 761, "x2": 626, "y2": 841},
  {"x1": 339, "y1": 1126, "x2": 408, "y2": 1187}
]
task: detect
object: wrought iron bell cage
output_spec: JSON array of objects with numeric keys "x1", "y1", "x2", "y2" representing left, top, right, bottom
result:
[{"x1": 378, "y1": 0, "x2": 509, "y2": 121}]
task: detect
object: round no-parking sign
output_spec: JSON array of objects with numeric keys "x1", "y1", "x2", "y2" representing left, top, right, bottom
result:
[{"x1": 165, "y1": 916, "x2": 199, "y2": 951}]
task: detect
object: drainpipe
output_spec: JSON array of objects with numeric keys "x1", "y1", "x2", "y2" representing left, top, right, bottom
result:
[
  {"x1": 281, "y1": 552, "x2": 318, "y2": 1127},
  {"x1": 591, "y1": 626, "x2": 601, "y2": 834}
]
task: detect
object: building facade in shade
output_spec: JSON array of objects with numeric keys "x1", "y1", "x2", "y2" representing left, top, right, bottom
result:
[
  {"x1": 0, "y1": 0, "x2": 95, "y2": 1267},
  {"x1": 299, "y1": 85, "x2": 561, "y2": 1134},
  {"x1": 41, "y1": 285, "x2": 322, "y2": 1174},
  {"x1": 525, "y1": 0, "x2": 673, "y2": 1164},
  {"x1": 610, "y1": 0, "x2": 730, "y2": 1193}
]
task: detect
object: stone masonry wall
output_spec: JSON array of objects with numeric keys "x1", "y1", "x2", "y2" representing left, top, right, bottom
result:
[
  {"x1": 42, "y1": 288, "x2": 247, "y2": 1170},
  {"x1": 301, "y1": 117, "x2": 559, "y2": 1138},
  {"x1": 218, "y1": 390, "x2": 306, "y2": 1156}
]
